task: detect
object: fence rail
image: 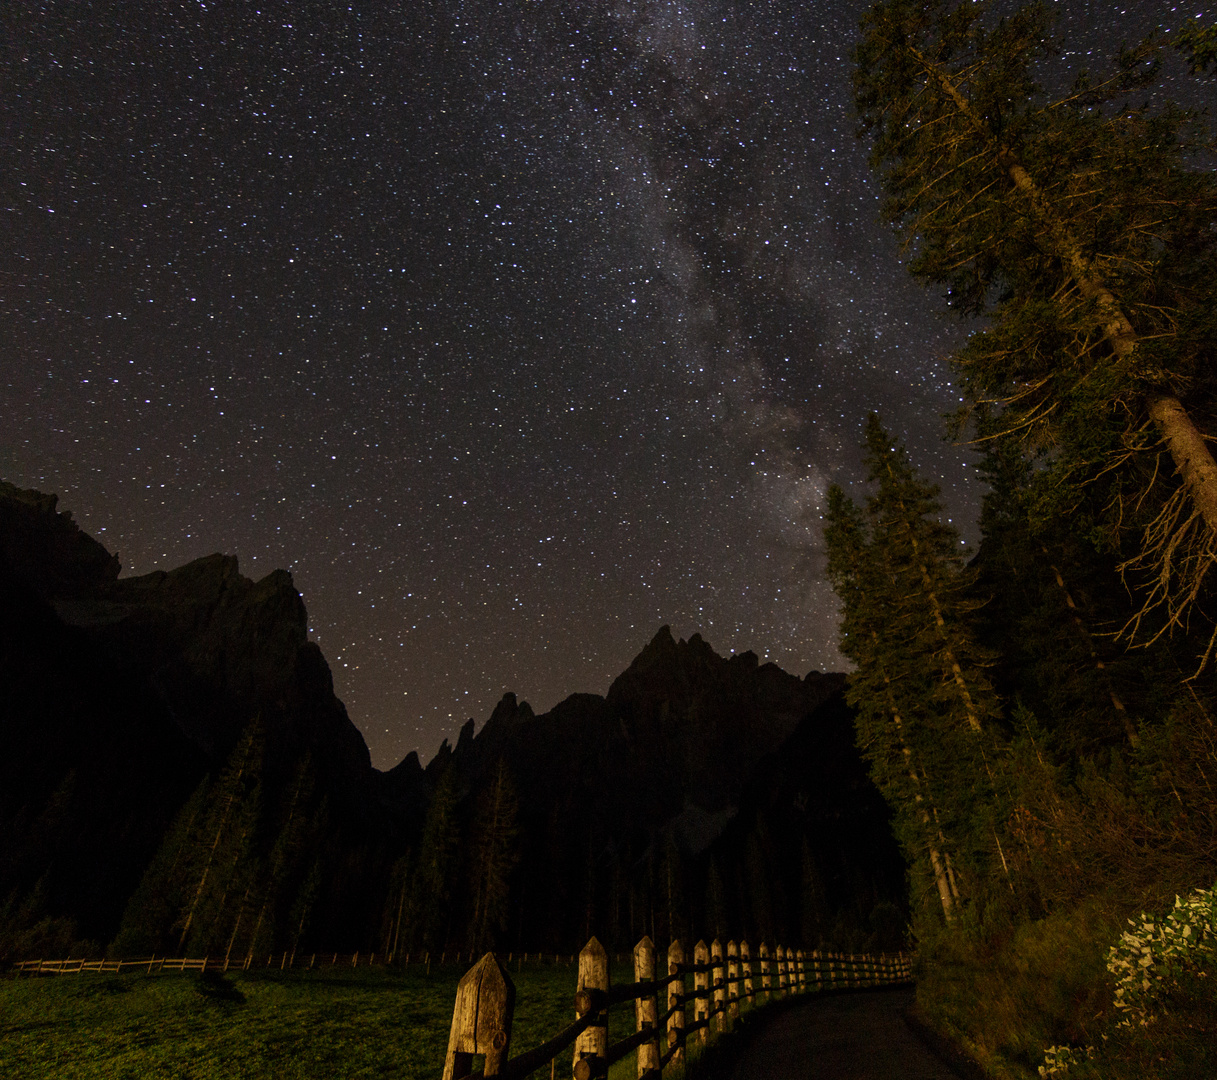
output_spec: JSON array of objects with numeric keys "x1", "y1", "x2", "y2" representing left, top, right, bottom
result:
[
  {"x1": 11, "y1": 951, "x2": 404, "y2": 975},
  {"x1": 10, "y1": 949, "x2": 588, "y2": 978},
  {"x1": 442, "y1": 936, "x2": 913, "y2": 1080}
]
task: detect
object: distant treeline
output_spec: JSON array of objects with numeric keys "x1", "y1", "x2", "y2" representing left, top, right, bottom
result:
[{"x1": 100, "y1": 663, "x2": 907, "y2": 963}]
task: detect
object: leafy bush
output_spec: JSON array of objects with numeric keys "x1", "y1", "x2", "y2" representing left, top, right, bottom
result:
[
  {"x1": 1037, "y1": 884, "x2": 1217, "y2": 1078},
  {"x1": 1107, "y1": 884, "x2": 1217, "y2": 1027}
]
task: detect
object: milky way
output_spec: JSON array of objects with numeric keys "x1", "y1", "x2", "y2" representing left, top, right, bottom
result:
[{"x1": 2, "y1": 1, "x2": 1191, "y2": 766}]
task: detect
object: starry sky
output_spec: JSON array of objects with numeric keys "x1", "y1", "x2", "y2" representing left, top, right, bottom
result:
[{"x1": 2, "y1": 1, "x2": 1204, "y2": 768}]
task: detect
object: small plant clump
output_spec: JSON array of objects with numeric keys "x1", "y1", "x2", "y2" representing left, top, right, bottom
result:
[
  {"x1": 1039, "y1": 1044, "x2": 1094, "y2": 1079},
  {"x1": 1107, "y1": 884, "x2": 1217, "y2": 1027},
  {"x1": 1037, "y1": 884, "x2": 1217, "y2": 1077}
]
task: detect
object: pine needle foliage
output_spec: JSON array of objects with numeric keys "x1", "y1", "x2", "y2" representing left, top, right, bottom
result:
[
  {"x1": 465, "y1": 758, "x2": 520, "y2": 955},
  {"x1": 853, "y1": 0, "x2": 1217, "y2": 670},
  {"x1": 111, "y1": 721, "x2": 328, "y2": 959},
  {"x1": 825, "y1": 415, "x2": 1009, "y2": 927}
]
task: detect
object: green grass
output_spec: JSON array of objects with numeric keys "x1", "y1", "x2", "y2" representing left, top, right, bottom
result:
[{"x1": 0, "y1": 958, "x2": 739, "y2": 1080}]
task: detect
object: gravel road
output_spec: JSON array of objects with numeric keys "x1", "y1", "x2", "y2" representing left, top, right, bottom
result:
[{"x1": 712, "y1": 988, "x2": 967, "y2": 1080}]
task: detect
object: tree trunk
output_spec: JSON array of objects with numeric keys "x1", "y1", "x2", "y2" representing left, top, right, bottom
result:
[
  {"x1": 177, "y1": 763, "x2": 245, "y2": 952},
  {"x1": 875, "y1": 642, "x2": 956, "y2": 921},
  {"x1": 1045, "y1": 553, "x2": 1140, "y2": 746},
  {"x1": 913, "y1": 45, "x2": 1217, "y2": 568},
  {"x1": 1150, "y1": 395, "x2": 1217, "y2": 541}
]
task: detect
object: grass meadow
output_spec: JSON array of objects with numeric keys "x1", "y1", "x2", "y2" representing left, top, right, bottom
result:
[{"x1": 0, "y1": 958, "x2": 712, "y2": 1080}]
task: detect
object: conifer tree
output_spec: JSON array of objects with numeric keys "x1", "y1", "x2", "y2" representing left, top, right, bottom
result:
[
  {"x1": 826, "y1": 473, "x2": 961, "y2": 920},
  {"x1": 825, "y1": 416, "x2": 1010, "y2": 920},
  {"x1": 381, "y1": 851, "x2": 411, "y2": 961},
  {"x1": 743, "y1": 822, "x2": 776, "y2": 943},
  {"x1": 973, "y1": 434, "x2": 1147, "y2": 756},
  {"x1": 406, "y1": 765, "x2": 460, "y2": 953},
  {"x1": 705, "y1": 856, "x2": 728, "y2": 941},
  {"x1": 114, "y1": 720, "x2": 266, "y2": 955},
  {"x1": 175, "y1": 720, "x2": 265, "y2": 954},
  {"x1": 854, "y1": 0, "x2": 1217, "y2": 667},
  {"x1": 239, "y1": 754, "x2": 318, "y2": 963},
  {"x1": 798, "y1": 838, "x2": 830, "y2": 947},
  {"x1": 111, "y1": 775, "x2": 211, "y2": 955},
  {"x1": 465, "y1": 758, "x2": 519, "y2": 954}
]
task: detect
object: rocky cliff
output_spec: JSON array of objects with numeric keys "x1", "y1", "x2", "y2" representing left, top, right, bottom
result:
[
  {"x1": 0, "y1": 482, "x2": 396, "y2": 950},
  {"x1": 1, "y1": 481, "x2": 902, "y2": 956},
  {"x1": 413, "y1": 627, "x2": 903, "y2": 952}
]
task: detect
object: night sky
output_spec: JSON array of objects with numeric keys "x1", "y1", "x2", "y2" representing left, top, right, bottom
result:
[{"x1": 2, "y1": 1, "x2": 1199, "y2": 768}]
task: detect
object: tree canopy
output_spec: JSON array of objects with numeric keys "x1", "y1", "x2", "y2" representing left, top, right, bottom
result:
[{"x1": 854, "y1": 0, "x2": 1217, "y2": 668}]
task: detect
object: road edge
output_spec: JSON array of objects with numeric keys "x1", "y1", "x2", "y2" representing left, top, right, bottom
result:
[{"x1": 901, "y1": 1004, "x2": 991, "y2": 1080}]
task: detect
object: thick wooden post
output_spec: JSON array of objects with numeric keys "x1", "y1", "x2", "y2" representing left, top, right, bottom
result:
[
  {"x1": 776, "y1": 946, "x2": 787, "y2": 995},
  {"x1": 726, "y1": 940, "x2": 740, "y2": 1020},
  {"x1": 812, "y1": 950, "x2": 820, "y2": 990},
  {"x1": 740, "y1": 940, "x2": 753, "y2": 1006},
  {"x1": 667, "y1": 939, "x2": 685, "y2": 1068},
  {"x1": 634, "y1": 936, "x2": 659, "y2": 1079},
  {"x1": 759, "y1": 942, "x2": 771, "y2": 1003},
  {"x1": 711, "y1": 939, "x2": 725, "y2": 1033},
  {"x1": 442, "y1": 953, "x2": 516, "y2": 1080},
  {"x1": 574, "y1": 937, "x2": 609, "y2": 1080},
  {"x1": 796, "y1": 949, "x2": 806, "y2": 993},
  {"x1": 693, "y1": 940, "x2": 710, "y2": 1045}
]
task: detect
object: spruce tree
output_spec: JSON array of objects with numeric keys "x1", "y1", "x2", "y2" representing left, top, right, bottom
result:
[
  {"x1": 465, "y1": 758, "x2": 519, "y2": 954},
  {"x1": 825, "y1": 482, "x2": 959, "y2": 921},
  {"x1": 407, "y1": 765, "x2": 460, "y2": 954},
  {"x1": 825, "y1": 416, "x2": 1011, "y2": 921},
  {"x1": 238, "y1": 754, "x2": 318, "y2": 964},
  {"x1": 111, "y1": 776, "x2": 210, "y2": 956},
  {"x1": 854, "y1": 0, "x2": 1217, "y2": 667},
  {"x1": 175, "y1": 720, "x2": 265, "y2": 954},
  {"x1": 114, "y1": 720, "x2": 266, "y2": 955}
]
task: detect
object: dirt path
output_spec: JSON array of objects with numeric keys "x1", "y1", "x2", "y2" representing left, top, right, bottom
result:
[{"x1": 712, "y1": 988, "x2": 966, "y2": 1080}]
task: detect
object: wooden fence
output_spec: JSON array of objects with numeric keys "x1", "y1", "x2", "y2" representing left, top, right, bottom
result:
[
  {"x1": 442, "y1": 936, "x2": 913, "y2": 1080},
  {"x1": 9, "y1": 950, "x2": 590, "y2": 978},
  {"x1": 13, "y1": 951, "x2": 398, "y2": 976}
]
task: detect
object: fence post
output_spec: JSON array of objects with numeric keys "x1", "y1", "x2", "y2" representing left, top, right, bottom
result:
[
  {"x1": 710, "y1": 939, "x2": 725, "y2": 1033},
  {"x1": 741, "y1": 940, "x2": 753, "y2": 1007},
  {"x1": 634, "y1": 936, "x2": 659, "y2": 1079},
  {"x1": 667, "y1": 939, "x2": 685, "y2": 1069},
  {"x1": 726, "y1": 940, "x2": 740, "y2": 1020},
  {"x1": 441, "y1": 953, "x2": 515, "y2": 1080},
  {"x1": 796, "y1": 950, "x2": 805, "y2": 994},
  {"x1": 759, "y1": 942, "x2": 771, "y2": 1003},
  {"x1": 776, "y1": 946, "x2": 787, "y2": 995},
  {"x1": 693, "y1": 940, "x2": 710, "y2": 1045},
  {"x1": 573, "y1": 937, "x2": 609, "y2": 1080}
]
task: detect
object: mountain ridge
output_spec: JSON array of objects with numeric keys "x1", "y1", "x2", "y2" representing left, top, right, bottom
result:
[{"x1": 0, "y1": 480, "x2": 904, "y2": 957}]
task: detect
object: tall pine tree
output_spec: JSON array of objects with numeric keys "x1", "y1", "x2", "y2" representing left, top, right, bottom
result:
[
  {"x1": 465, "y1": 758, "x2": 519, "y2": 955},
  {"x1": 854, "y1": 0, "x2": 1217, "y2": 668},
  {"x1": 825, "y1": 416, "x2": 1010, "y2": 923},
  {"x1": 405, "y1": 765, "x2": 460, "y2": 954}
]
